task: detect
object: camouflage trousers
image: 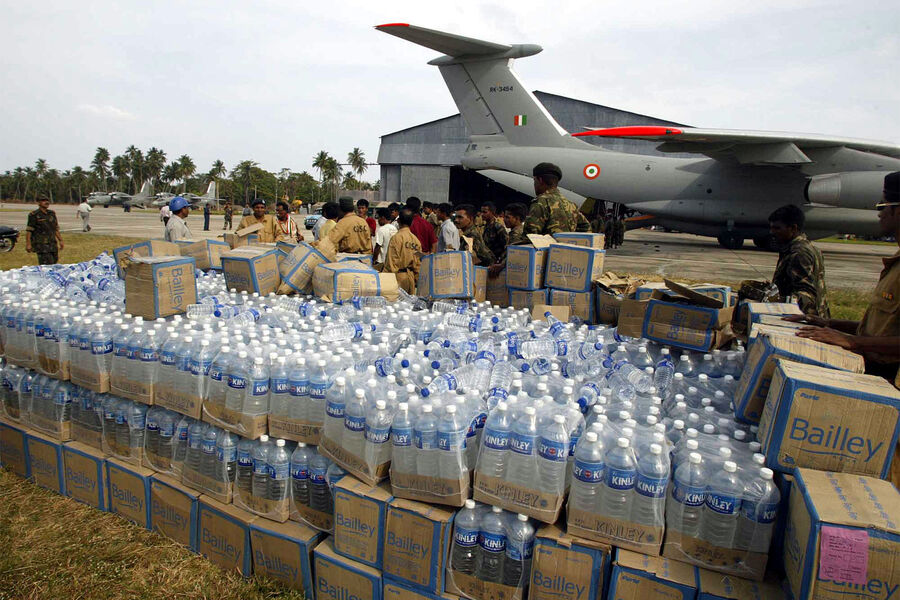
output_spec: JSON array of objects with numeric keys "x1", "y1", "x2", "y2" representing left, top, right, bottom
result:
[{"x1": 37, "y1": 251, "x2": 58, "y2": 265}]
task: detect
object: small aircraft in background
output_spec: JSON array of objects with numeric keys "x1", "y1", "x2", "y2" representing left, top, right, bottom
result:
[
  {"x1": 86, "y1": 181, "x2": 154, "y2": 209},
  {"x1": 153, "y1": 181, "x2": 223, "y2": 209}
]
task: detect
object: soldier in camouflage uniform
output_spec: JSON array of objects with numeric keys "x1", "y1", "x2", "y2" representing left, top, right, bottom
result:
[
  {"x1": 524, "y1": 162, "x2": 591, "y2": 236},
  {"x1": 488, "y1": 202, "x2": 529, "y2": 278},
  {"x1": 615, "y1": 215, "x2": 626, "y2": 247},
  {"x1": 480, "y1": 201, "x2": 508, "y2": 260},
  {"x1": 768, "y1": 204, "x2": 830, "y2": 318},
  {"x1": 25, "y1": 195, "x2": 63, "y2": 265},
  {"x1": 454, "y1": 203, "x2": 495, "y2": 266}
]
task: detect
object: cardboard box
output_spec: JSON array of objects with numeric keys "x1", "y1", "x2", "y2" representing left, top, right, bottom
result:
[
  {"x1": 734, "y1": 332, "x2": 865, "y2": 423},
  {"x1": 124, "y1": 256, "x2": 198, "y2": 320},
  {"x1": 473, "y1": 471, "x2": 563, "y2": 524},
  {"x1": 314, "y1": 538, "x2": 384, "y2": 600},
  {"x1": 595, "y1": 291, "x2": 624, "y2": 325},
  {"x1": 178, "y1": 239, "x2": 230, "y2": 271},
  {"x1": 617, "y1": 280, "x2": 735, "y2": 352},
  {"x1": 529, "y1": 523, "x2": 611, "y2": 600},
  {"x1": 223, "y1": 222, "x2": 263, "y2": 249},
  {"x1": 783, "y1": 469, "x2": 900, "y2": 600},
  {"x1": 201, "y1": 402, "x2": 268, "y2": 440},
  {"x1": 473, "y1": 266, "x2": 487, "y2": 303},
  {"x1": 384, "y1": 580, "x2": 460, "y2": 600},
  {"x1": 758, "y1": 359, "x2": 900, "y2": 478},
  {"x1": 552, "y1": 232, "x2": 605, "y2": 248},
  {"x1": 320, "y1": 427, "x2": 390, "y2": 486},
  {"x1": 155, "y1": 385, "x2": 203, "y2": 420},
  {"x1": 740, "y1": 301, "x2": 804, "y2": 332},
  {"x1": 747, "y1": 321, "x2": 808, "y2": 347},
  {"x1": 197, "y1": 495, "x2": 255, "y2": 576},
  {"x1": 181, "y1": 464, "x2": 233, "y2": 505},
  {"x1": 233, "y1": 485, "x2": 291, "y2": 524},
  {"x1": 548, "y1": 289, "x2": 595, "y2": 323},
  {"x1": 638, "y1": 282, "x2": 732, "y2": 307},
  {"x1": 486, "y1": 272, "x2": 509, "y2": 307},
  {"x1": 222, "y1": 246, "x2": 281, "y2": 296},
  {"x1": 418, "y1": 252, "x2": 475, "y2": 299},
  {"x1": 291, "y1": 495, "x2": 334, "y2": 533},
  {"x1": 26, "y1": 429, "x2": 65, "y2": 494},
  {"x1": 150, "y1": 473, "x2": 199, "y2": 550},
  {"x1": 314, "y1": 261, "x2": 398, "y2": 303},
  {"x1": 608, "y1": 548, "x2": 699, "y2": 600},
  {"x1": 662, "y1": 529, "x2": 769, "y2": 582},
  {"x1": 333, "y1": 477, "x2": 393, "y2": 569},
  {"x1": 506, "y1": 245, "x2": 547, "y2": 291},
  {"x1": 696, "y1": 569, "x2": 784, "y2": 599},
  {"x1": 543, "y1": 243, "x2": 605, "y2": 293},
  {"x1": 105, "y1": 457, "x2": 153, "y2": 528},
  {"x1": 250, "y1": 518, "x2": 324, "y2": 593},
  {"x1": 0, "y1": 419, "x2": 29, "y2": 478},
  {"x1": 390, "y1": 466, "x2": 469, "y2": 508},
  {"x1": 383, "y1": 497, "x2": 454, "y2": 594},
  {"x1": 568, "y1": 489, "x2": 664, "y2": 555},
  {"x1": 25, "y1": 407, "x2": 73, "y2": 441},
  {"x1": 277, "y1": 241, "x2": 335, "y2": 294},
  {"x1": 113, "y1": 239, "x2": 182, "y2": 278},
  {"x1": 276, "y1": 240, "x2": 298, "y2": 254},
  {"x1": 509, "y1": 287, "x2": 549, "y2": 311},
  {"x1": 267, "y1": 414, "x2": 321, "y2": 446},
  {"x1": 338, "y1": 252, "x2": 374, "y2": 265},
  {"x1": 63, "y1": 441, "x2": 108, "y2": 510}
]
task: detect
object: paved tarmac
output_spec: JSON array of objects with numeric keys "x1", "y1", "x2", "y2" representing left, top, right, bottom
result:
[{"x1": 0, "y1": 205, "x2": 894, "y2": 289}]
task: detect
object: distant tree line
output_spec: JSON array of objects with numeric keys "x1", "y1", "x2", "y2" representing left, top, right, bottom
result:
[{"x1": 0, "y1": 146, "x2": 378, "y2": 206}]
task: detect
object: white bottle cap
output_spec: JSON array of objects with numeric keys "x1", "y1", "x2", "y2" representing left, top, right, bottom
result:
[
  {"x1": 355, "y1": 389, "x2": 365, "y2": 399},
  {"x1": 446, "y1": 405, "x2": 457, "y2": 414},
  {"x1": 689, "y1": 452, "x2": 702, "y2": 464},
  {"x1": 617, "y1": 437, "x2": 629, "y2": 448},
  {"x1": 492, "y1": 506, "x2": 502, "y2": 513},
  {"x1": 724, "y1": 461, "x2": 737, "y2": 472},
  {"x1": 276, "y1": 439, "x2": 285, "y2": 447},
  {"x1": 465, "y1": 499, "x2": 476, "y2": 509},
  {"x1": 760, "y1": 468, "x2": 774, "y2": 479},
  {"x1": 686, "y1": 439, "x2": 700, "y2": 450},
  {"x1": 201, "y1": 340, "x2": 209, "y2": 346},
  {"x1": 673, "y1": 419, "x2": 685, "y2": 430},
  {"x1": 703, "y1": 424, "x2": 715, "y2": 434},
  {"x1": 422, "y1": 405, "x2": 433, "y2": 413},
  {"x1": 260, "y1": 434, "x2": 269, "y2": 442},
  {"x1": 376, "y1": 400, "x2": 386, "y2": 410},
  {"x1": 517, "y1": 513, "x2": 528, "y2": 522},
  {"x1": 398, "y1": 402, "x2": 408, "y2": 411},
  {"x1": 254, "y1": 357, "x2": 263, "y2": 364},
  {"x1": 650, "y1": 443, "x2": 662, "y2": 455},
  {"x1": 524, "y1": 406, "x2": 536, "y2": 415},
  {"x1": 553, "y1": 414, "x2": 565, "y2": 424},
  {"x1": 584, "y1": 431, "x2": 598, "y2": 442}
]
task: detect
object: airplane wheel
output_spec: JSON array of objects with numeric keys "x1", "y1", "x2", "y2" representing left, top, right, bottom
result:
[
  {"x1": 717, "y1": 232, "x2": 744, "y2": 250},
  {"x1": 753, "y1": 235, "x2": 777, "y2": 251}
]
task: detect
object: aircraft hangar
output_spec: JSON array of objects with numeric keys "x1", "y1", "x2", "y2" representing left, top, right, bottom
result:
[{"x1": 376, "y1": 90, "x2": 689, "y2": 209}]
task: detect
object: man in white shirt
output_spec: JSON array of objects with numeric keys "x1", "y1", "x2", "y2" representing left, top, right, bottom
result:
[
  {"x1": 164, "y1": 197, "x2": 193, "y2": 242},
  {"x1": 436, "y1": 202, "x2": 460, "y2": 252},
  {"x1": 76, "y1": 200, "x2": 92, "y2": 232},
  {"x1": 373, "y1": 207, "x2": 398, "y2": 264},
  {"x1": 159, "y1": 204, "x2": 172, "y2": 226}
]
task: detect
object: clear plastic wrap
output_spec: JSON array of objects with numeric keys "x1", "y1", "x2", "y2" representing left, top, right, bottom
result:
[
  {"x1": 233, "y1": 435, "x2": 291, "y2": 522},
  {"x1": 179, "y1": 421, "x2": 234, "y2": 504},
  {"x1": 288, "y1": 444, "x2": 344, "y2": 532},
  {"x1": 70, "y1": 387, "x2": 104, "y2": 450},
  {"x1": 100, "y1": 396, "x2": 146, "y2": 465},
  {"x1": 24, "y1": 373, "x2": 73, "y2": 440},
  {"x1": 142, "y1": 406, "x2": 181, "y2": 475},
  {"x1": 0, "y1": 362, "x2": 25, "y2": 421}
]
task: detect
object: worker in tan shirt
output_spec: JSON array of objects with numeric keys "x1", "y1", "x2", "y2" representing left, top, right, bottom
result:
[
  {"x1": 237, "y1": 198, "x2": 279, "y2": 243},
  {"x1": 383, "y1": 208, "x2": 422, "y2": 294},
  {"x1": 318, "y1": 196, "x2": 372, "y2": 254}
]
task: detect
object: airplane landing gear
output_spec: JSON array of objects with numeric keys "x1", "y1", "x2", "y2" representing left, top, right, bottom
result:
[
  {"x1": 753, "y1": 235, "x2": 777, "y2": 251},
  {"x1": 717, "y1": 232, "x2": 744, "y2": 250}
]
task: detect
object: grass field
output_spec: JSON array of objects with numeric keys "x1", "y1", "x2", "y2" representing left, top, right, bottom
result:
[
  {"x1": 0, "y1": 469, "x2": 306, "y2": 600},
  {"x1": 0, "y1": 234, "x2": 143, "y2": 271}
]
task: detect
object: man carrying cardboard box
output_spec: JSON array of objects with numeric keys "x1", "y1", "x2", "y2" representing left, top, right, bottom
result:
[
  {"x1": 238, "y1": 199, "x2": 279, "y2": 243},
  {"x1": 383, "y1": 209, "x2": 421, "y2": 294},
  {"x1": 316, "y1": 197, "x2": 372, "y2": 254},
  {"x1": 524, "y1": 162, "x2": 591, "y2": 235}
]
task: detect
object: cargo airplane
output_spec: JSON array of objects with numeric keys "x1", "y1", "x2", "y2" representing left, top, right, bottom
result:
[
  {"x1": 377, "y1": 24, "x2": 900, "y2": 249},
  {"x1": 86, "y1": 181, "x2": 154, "y2": 209}
]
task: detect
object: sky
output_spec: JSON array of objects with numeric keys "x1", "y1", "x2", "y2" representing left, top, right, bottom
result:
[{"x1": 1, "y1": 0, "x2": 898, "y2": 183}]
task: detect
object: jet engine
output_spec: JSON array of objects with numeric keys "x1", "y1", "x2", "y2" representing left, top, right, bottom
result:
[{"x1": 805, "y1": 171, "x2": 893, "y2": 210}]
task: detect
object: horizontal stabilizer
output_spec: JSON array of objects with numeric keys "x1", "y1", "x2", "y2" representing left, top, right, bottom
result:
[{"x1": 376, "y1": 23, "x2": 511, "y2": 57}]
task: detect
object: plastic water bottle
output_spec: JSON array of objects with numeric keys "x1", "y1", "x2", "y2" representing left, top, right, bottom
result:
[
  {"x1": 321, "y1": 322, "x2": 371, "y2": 342},
  {"x1": 506, "y1": 406, "x2": 538, "y2": 489},
  {"x1": 173, "y1": 415, "x2": 190, "y2": 467},
  {"x1": 267, "y1": 439, "x2": 290, "y2": 501},
  {"x1": 343, "y1": 388, "x2": 367, "y2": 459},
  {"x1": 502, "y1": 514, "x2": 535, "y2": 588},
  {"x1": 415, "y1": 404, "x2": 439, "y2": 476},
  {"x1": 290, "y1": 443, "x2": 314, "y2": 507},
  {"x1": 391, "y1": 402, "x2": 417, "y2": 475},
  {"x1": 324, "y1": 376, "x2": 346, "y2": 446},
  {"x1": 451, "y1": 499, "x2": 479, "y2": 575},
  {"x1": 701, "y1": 460, "x2": 742, "y2": 548},
  {"x1": 538, "y1": 414, "x2": 569, "y2": 495},
  {"x1": 735, "y1": 467, "x2": 780, "y2": 553},
  {"x1": 365, "y1": 399, "x2": 393, "y2": 467},
  {"x1": 244, "y1": 356, "x2": 269, "y2": 415},
  {"x1": 251, "y1": 435, "x2": 271, "y2": 498},
  {"x1": 225, "y1": 351, "x2": 249, "y2": 412},
  {"x1": 308, "y1": 359, "x2": 329, "y2": 420},
  {"x1": 478, "y1": 401, "x2": 510, "y2": 479},
  {"x1": 476, "y1": 506, "x2": 506, "y2": 583},
  {"x1": 668, "y1": 451, "x2": 707, "y2": 536},
  {"x1": 185, "y1": 421, "x2": 207, "y2": 475},
  {"x1": 571, "y1": 431, "x2": 605, "y2": 513},
  {"x1": 236, "y1": 438, "x2": 254, "y2": 495},
  {"x1": 145, "y1": 407, "x2": 162, "y2": 458},
  {"x1": 288, "y1": 357, "x2": 310, "y2": 421},
  {"x1": 599, "y1": 437, "x2": 636, "y2": 520},
  {"x1": 631, "y1": 443, "x2": 668, "y2": 527},
  {"x1": 268, "y1": 356, "x2": 290, "y2": 415},
  {"x1": 200, "y1": 426, "x2": 220, "y2": 479},
  {"x1": 157, "y1": 410, "x2": 176, "y2": 467},
  {"x1": 309, "y1": 453, "x2": 332, "y2": 512},
  {"x1": 654, "y1": 349, "x2": 675, "y2": 392},
  {"x1": 438, "y1": 404, "x2": 467, "y2": 480}
]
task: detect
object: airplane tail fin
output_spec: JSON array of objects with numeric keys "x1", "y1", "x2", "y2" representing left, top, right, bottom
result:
[
  {"x1": 376, "y1": 23, "x2": 582, "y2": 149},
  {"x1": 204, "y1": 181, "x2": 216, "y2": 199},
  {"x1": 136, "y1": 181, "x2": 152, "y2": 198}
]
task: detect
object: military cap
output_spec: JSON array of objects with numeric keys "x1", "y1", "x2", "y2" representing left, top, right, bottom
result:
[
  {"x1": 532, "y1": 162, "x2": 562, "y2": 180},
  {"x1": 251, "y1": 198, "x2": 266, "y2": 207},
  {"x1": 338, "y1": 196, "x2": 355, "y2": 212}
]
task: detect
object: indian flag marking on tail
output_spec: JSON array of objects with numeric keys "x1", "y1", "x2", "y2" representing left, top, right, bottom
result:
[{"x1": 513, "y1": 115, "x2": 527, "y2": 126}]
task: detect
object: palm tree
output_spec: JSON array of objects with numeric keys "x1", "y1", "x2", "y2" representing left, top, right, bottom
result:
[
  {"x1": 161, "y1": 163, "x2": 179, "y2": 192},
  {"x1": 178, "y1": 155, "x2": 196, "y2": 192},
  {"x1": 230, "y1": 160, "x2": 258, "y2": 205},
  {"x1": 111, "y1": 155, "x2": 129, "y2": 192},
  {"x1": 348, "y1": 148, "x2": 367, "y2": 188},
  {"x1": 144, "y1": 147, "x2": 166, "y2": 187},
  {"x1": 209, "y1": 159, "x2": 226, "y2": 182},
  {"x1": 91, "y1": 147, "x2": 110, "y2": 191},
  {"x1": 276, "y1": 168, "x2": 291, "y2": 201},
  {"x1": 34, "y1": 159, "x2": 49, "y2": 199},
  {"x1": 322, "y1": 157, "x2": 341, "y2": 201},
  {"x1": 312, "y1": 151, "x2": 330, "y2": 201},
  {"x1": 69, "y1": 166, "x2": 88, "y2": 201},
  {"x1": 125, "y1": 145, "x2": 144, "y2": 193}
]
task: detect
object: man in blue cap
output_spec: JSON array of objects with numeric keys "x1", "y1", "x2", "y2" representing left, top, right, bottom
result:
[{"x1": 164, "y1": 196, "x2": 193, "y2": 242}]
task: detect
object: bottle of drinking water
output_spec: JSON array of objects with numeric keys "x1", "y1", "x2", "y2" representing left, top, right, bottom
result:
[
  {"x1": 502, "y1": 514, "x2": 535, "y2": 588},
  {"x1": 290, "y1": 443, "x2": 314, "y2": 507},
  {"x1": 185, "y1": 421, "x2": 207, "y2": 475},
  {"x1": 415, "y1": 404, "x2": 439, "y2": 476},
  {"x1": 668, "y1": 451, "x2": 707, "y2": 536},
  {"x1": 506, "y1": 406, "x2": 538, "y2": 489},
  {"x1": 216, "y1": 431, "x2": 238, "y2": 482},
  {"x1": 236, "y1": 438, "x2": 255, "y2": 496},
  {"x1": 173, "y1": 415, "x2": 190, "y2": 468},
  {"x1": 451, "y1": 499, "x2": 479, "y2": 575},
  {"x1": 288, "y1": 357, "x2": 310, "y2": 421},
  {"x1": 157, "y1": 410, "x2": 176, "y2": 467},
  {"x1": 391, "y1": 402, "x2": 417, "y2": 475},
  {"x1": 735, "y1": 467, "x2": 780, "y2": 553},
  {"x1": 631, "y1": 443, "x2": 668, "y2": 527},
  {"x1": 225, "y1": 351, "x2": 249, "y2": 412},
  {"x1": 365, "y1": 399, "x2": 393, "y2": 467},
  {"x1": 343, "y1": 388, "x2": 367, "y2": 459},
  {"x1": 437, "y1": 404, "x2": 467, "y2": 481},
  {"x1": 269, "y1": 356, "x2": 290, "y2": 415},
  {"x1": 599, "y1": 437, "x2": 636, "y2": 520},
  {"x1": 244, "y1": 356, "x2": 269, "y2": 416},
  {"x1": 251, "y1": 434, "x2": 271, "y2": 498},
  {"x1": 309, "y1": 453, "x2": 332, "y2": 512},
  {"x1": 476, "y1": 506, "x2": 507, "y2": 583},
  {"x1": 267, "y1": 439, "x2": 290, "y2": 501},
  {"x1": 308, "y1": 359, "x2": 329, "y2": 419},
  {"x1": 478, "y1": 401, "x2": 510, "y2": 479},
  {"x1": 538, "y1": 414, "x2": 569, "y2": 495},
  {"x1": 654, "y1": 348, "x2": 675, "y2": 393},
  {"x1": 701, "y1": 460, "x2": 742, "y2": 548},
  {"x1": 570, "y1": 431, "x2": 605, "y2": 513},
  {"x1": 324, "y1": 376, "x2": 347, "y2": 446},
  {"x1": 201, "y1": 426, "x2": 220, "y2": 479}
]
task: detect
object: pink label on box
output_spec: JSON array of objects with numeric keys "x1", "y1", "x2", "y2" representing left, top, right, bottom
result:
[{"x1": 818, "y1": 525, "x2": 868, "y2": 586}]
